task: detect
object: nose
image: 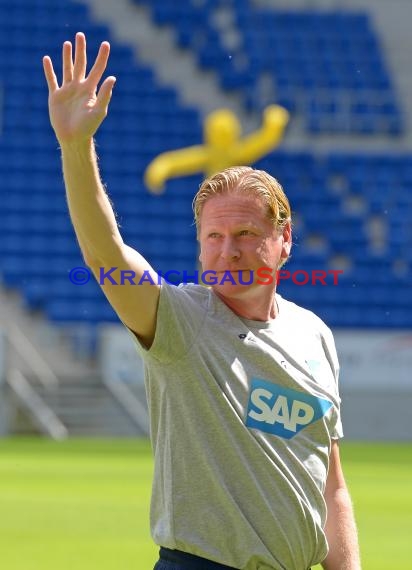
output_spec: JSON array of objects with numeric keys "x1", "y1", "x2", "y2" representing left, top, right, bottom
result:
[{"x1": 220, "y1": 236, "x2": 241, "y2": 262}]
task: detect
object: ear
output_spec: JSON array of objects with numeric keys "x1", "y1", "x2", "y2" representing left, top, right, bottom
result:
[{"x1": 280, "y1": 220, "x2": 292, "y2": 262}]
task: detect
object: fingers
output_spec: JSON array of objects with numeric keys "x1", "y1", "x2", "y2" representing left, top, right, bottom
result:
[
  {"x1": 95, "y1": 76, "x2": 116, "y2": 114},
  {"x1": 42, "y1": 56, "x2": 58, "y2": 93},
  {"x1": 73, "y1": 32, "x2": 87, "y2": 81},
  {"x1": 62, "y1": 41, "x2": 73, "y2": 83},
  {"x1": 45, "y1": 34, "x2": 111, "y2": 93},
  {"x1": 87, "y1": 41, "x2": 111, "y2": 89}
]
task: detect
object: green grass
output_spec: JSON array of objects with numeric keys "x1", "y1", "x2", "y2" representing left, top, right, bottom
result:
[{"x1": 0, "y1": 439, "x2": 411, "y2": 570}]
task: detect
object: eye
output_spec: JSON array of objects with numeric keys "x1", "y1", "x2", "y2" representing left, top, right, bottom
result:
[
  {"x1": 239, "y1": 229, "x2": 254, "y2": 236},
  {"x1": 208, "y1": 232, "x2": 221, "y2": 238}
]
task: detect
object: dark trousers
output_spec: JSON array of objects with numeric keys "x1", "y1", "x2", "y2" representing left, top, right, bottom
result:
[
  {"x1": 153, "y1": 547, "x2": 239, "y2": 570},
  {"x1": 154, "y1": 547, "x2": 312, "y2": 570}
]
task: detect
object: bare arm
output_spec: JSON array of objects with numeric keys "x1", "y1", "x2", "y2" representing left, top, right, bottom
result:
[
  {"x1": 322, "y1": 441, "x2": 361, "y2": 570},
  {"x1": 43, "y1": 33, "x2": 159, "y2": 347}
]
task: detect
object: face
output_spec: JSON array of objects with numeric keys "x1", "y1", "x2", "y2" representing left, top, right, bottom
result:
[{"x1": 198, "y1": 193, "x2": 291, "y2": 300}]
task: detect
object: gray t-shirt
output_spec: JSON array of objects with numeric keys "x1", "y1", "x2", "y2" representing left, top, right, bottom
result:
[{"x1": 132, "y1": 282, "x2": 343, "y2": 570}]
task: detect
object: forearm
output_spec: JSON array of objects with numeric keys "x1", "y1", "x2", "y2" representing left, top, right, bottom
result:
[
  {"x1": 322, "y1": 487, "x2": 361, "y2": 570},
  {"x1": 60, "y1": 137, "x2": 123, "y2": 265}
]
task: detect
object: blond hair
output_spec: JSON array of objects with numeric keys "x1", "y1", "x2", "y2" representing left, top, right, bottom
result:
[{"x1": 193, "y1": 166, "x2": 291, "y2": 231}]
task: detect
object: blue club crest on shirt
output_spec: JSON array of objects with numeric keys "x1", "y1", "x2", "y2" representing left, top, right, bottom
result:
[{"x1": 246, "y1": 378, "x2": 333, "y2": 439}]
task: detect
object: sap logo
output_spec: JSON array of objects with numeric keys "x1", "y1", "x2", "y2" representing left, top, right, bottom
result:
[{"x1": 246, "y1": 378, "x2": 333, "y2": 439}]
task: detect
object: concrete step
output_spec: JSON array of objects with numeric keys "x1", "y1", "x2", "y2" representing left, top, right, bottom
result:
[{"x1": 32, "y1": 380, "x2": 146, "y2": 437}]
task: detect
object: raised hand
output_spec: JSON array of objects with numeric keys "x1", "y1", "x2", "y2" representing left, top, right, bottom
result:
[{"x1": 43, "y1": 32, "x2": 116, "y2": 144}]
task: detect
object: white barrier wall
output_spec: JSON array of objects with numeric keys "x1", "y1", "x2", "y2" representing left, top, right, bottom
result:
[
  {"x1": 334, "y1": 330, "x2": 412, "y2": 440},
  {"x1": 98, "y1": 325, "x2": 412, "y2": 440},
  {"x1": 0, "y1": 329, "x2": 4, "y2": 386},
  {"x1": 99, "y1": 325, "x2": 145, "y2": 386},
  {"x1": 0, "y1": 329, "x2": 8, "y2": 436},
  {"x1": 335, "y1": 330, "x2": 412, "y2": 391}
]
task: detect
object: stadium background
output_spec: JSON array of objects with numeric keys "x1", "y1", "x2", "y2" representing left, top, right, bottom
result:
[{"x1": 0, "y1": 0, "x2": 411, "y2": 568}]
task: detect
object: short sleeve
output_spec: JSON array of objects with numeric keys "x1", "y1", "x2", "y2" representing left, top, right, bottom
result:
[{"x1": 126, "y1": 282, "x2": 209, "y2": 364}]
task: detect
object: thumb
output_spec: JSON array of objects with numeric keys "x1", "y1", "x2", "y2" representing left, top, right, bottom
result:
[{"x1": 95, "y1": 76, "x2": 116, "y2": 114}]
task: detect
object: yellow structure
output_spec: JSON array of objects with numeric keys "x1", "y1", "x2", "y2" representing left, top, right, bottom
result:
[{"x1": 144, "y1": 105, "x2": 289, "y2": 193}]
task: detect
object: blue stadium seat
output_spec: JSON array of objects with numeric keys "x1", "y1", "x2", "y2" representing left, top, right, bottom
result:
[{"x1": 1, "y1": 0, "x2": 411, "y2": 333}]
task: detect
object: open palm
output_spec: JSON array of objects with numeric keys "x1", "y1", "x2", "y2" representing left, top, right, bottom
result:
[{"x1": 43, "y1": 32, "x2": 116, "y2": 143}]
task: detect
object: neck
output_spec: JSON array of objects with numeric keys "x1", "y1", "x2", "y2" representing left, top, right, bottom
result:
[{"x1": 214, "y1": 287, "x2": 279, "y2": 321}]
